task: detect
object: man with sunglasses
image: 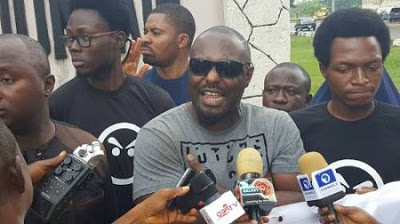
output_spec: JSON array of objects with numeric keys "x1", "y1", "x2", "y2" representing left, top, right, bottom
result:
[
  {"x1": 133, "y1": 26, "x2": 305, "y2": 222},
  {"x1": 49, "y1": 0, "x2": 174, "y2": 221},
  {"x1": 141, "y1": 4, "x2": 196, "y2": 106}
]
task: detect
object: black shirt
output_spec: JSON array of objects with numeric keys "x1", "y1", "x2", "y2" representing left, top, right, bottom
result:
[
  {"x1": 49, "y1": 76, "x2": 174, "y2": 221},
  {"x1": 290, "y1": 102, "x2": 400, "y2": 192}
]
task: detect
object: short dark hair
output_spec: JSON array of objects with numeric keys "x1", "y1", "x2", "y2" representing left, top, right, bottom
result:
[
  {"x1": 0, "y1": 34, "x2": 50, "y2": 77},
  {"x1": 151, "y1": 4, "x2": 196, "y2": 46},
  {"x1": 69, "y1": 0, "x2": 130, "y2": 34},
  {"x1": 313, "y1": 8, "x2": 391, "y2": 66},
  {"x1": 273, "y1": 62, "x2": 311, "y2": 93},
  {"x1": 195, "y1": 26, "x2": 251, "y2": 62},
  {"x1": 0, "y1": 121, "x2": 19, "y2": 204}
]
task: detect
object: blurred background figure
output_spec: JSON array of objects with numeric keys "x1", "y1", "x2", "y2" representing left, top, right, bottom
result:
[
  {"x1": 263, "y1": 62, "x2": 312, "y2": 112},
  {"x1": 142, "y1": 3, "x2": 196, "y2": 106}
]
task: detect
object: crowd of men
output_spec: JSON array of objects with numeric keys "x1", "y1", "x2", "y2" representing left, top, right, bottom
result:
[{"x1": 0, "y1": 0, "x2": 397, "y2": 223}]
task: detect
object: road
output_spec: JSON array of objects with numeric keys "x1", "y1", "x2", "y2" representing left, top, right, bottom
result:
[
  {"x1": 387, "y1": 22, "x2": 400, "y2": 40},
  {"x1": 291, "y1": 21, "x2": 400, "y2": 40}
]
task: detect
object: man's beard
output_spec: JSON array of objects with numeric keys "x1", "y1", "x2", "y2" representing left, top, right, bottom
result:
[
  {"x1": 143, "y1": 55, "x2": 169, "y2": 67},
  {"x1": 192, "y1": 103, "x2": 224, "y2": 126}
]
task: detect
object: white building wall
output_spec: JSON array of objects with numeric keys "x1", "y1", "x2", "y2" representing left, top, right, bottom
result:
[
  {"x1": 1, "y1": 0, "x2": 290, "y2": 106},
  {"x1": 363, "y1": 0, "x2": 400, "y2": 9},
  {"x1": 224, "y1": 0, "x2": 290, "y2": 105}
]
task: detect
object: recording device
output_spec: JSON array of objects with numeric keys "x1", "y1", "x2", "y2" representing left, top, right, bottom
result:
[
  {"x1": 29, "y1": 141, "x2": 105, "y2": 223},
  {"x1": 297, "y1": 151, "x2": 346, "y2": 224},
  {"x1": 235, "y1": 148, "x2": 277, "y2": 224}
]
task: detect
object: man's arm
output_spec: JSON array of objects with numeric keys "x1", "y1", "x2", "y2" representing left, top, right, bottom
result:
[
  {"x1": 269, "y1": 111, "x2": 306, "y2": 206},
  {"x1": 132, "y1": 122, "x2": 185, "y2": 204},
  {"x1": 271, "y1": 173, "x2": 304, "y2": 206}
]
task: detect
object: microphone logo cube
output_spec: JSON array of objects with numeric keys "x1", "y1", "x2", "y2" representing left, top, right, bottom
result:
[
  {"x1": 200, "y1": 191, "x2": 245, "y2": 224},
  {"x1": 315, "y1": 169, "x2": 336, "y2": 188},
  {"x1": 299, "y1": 177, "x2": 314, "y2": 191},
  {"x1": 311, "y1": 167, "x2": 343, "y2": 198},
  {"x1": 296, "y1": 174, "x2": 318, "y2": 201}
]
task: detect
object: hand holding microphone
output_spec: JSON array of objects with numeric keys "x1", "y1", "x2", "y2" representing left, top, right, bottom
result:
[
  {"x1": 114, "y1": 187, "x2": 198, "y2": 224},
  {"x1": 319, "y1": 205, "x2": 379, "y2": 224}
]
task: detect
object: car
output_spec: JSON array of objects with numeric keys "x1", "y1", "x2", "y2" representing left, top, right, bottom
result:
[
  {"x1": 377, "y1": 7, "x2": 391, "y2": 20},
  {"x1": 389, "y1": 7, "x2": 400, "y2": 22},
  {"x1": 295, "y1": 17, "x2": 317, "y2": 32}
]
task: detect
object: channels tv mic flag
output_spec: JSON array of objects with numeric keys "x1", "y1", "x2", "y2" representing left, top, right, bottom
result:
[{"x1": 297, "y1": 151, "x2": 345, "y2": 224}]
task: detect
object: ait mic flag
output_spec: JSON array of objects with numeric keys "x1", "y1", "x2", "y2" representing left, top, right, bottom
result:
[{"x1": 312, "y1": 167, "x2": 342, "y2": 198}]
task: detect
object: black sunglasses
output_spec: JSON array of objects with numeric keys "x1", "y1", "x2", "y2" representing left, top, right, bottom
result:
[{"x1": 189, "y1": 58, "x2": 251, "y2": 78}]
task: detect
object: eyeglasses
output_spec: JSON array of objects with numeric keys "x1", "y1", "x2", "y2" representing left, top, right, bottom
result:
[
  {"x1": 62, "y1": 31, "x2": 119, "y2": 48},
  {"x1": 189, "y1": 58, "x2": 252, "y2": 78}
]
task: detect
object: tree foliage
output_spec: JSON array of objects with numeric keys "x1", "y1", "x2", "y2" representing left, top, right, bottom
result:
[
  {"x1": 296, "y1": 0, "x2": 322, "y2": 17},
  {"x1": 320, "y1": 0, "x2": 362, "y2": 11}
]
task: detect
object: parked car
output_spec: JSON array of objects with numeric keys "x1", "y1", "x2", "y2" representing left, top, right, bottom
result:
[
  {"x1": 389, "y1": 7, "x2": 400, "y2": 22},
  {"x1": 377, "y1": 7, "x2": 391, "y2": 21},
  {"x1": 295, "y1": 17, "x2": 317, "y2": 31}
]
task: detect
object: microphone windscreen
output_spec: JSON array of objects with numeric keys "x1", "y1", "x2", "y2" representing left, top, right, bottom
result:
[
  {"x1": 298, "y1": 151, "x2": 328, "y2": 179},
  {"x1": 236, "y1": 148, "x2": 263, "y2": 179}
]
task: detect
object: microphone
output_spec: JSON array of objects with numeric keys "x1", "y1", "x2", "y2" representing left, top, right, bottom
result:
[
  {"x1": 297, "y1": 151, "x2": 346, "y2": 224},
  {"x1": 173, "y1": 172, "x2": 245, "y2": 224},
  {"x1": 235, "y1": 148, "x2": 277, "y2": 224}
]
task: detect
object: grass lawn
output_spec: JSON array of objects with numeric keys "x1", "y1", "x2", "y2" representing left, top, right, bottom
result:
[{"x1": 291, "y1": 35, "x2": 400, "y2": 94}]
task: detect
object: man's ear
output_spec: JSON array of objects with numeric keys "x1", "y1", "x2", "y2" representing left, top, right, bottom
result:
[
  {"x1": 305, "y1": 94, "x2": 313, "y2": 106},
  {"x1": 8, "y1": 156, "x2": 26, "y2": 194},
  {"x1": 244, "y1": 64, "x2": 254, "y2": 87},
  {"x1": 319, "y1": 63, "x2": 328, "y2": 79},
  {"x1": 177, "y1": 33, "x2": 189, "y2": 49},
  {"x1": 44, "y1": 74, "x2": 55, "y2": 97},
  {"x1": 116, "y1": 31, "x2": 128, "y2": 49}
]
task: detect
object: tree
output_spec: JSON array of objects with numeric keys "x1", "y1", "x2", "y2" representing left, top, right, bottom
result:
[
  {"x1": 297, "y1": 0, "x2": 322, "y2": 17},
  {"x1": 321, "y1": 0, "x2": 362, "y2": 12}
]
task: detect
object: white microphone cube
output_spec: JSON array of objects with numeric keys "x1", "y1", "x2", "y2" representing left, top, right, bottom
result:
[{"x1": 200, "y1": 191, "x2": 245, "y2": 224}]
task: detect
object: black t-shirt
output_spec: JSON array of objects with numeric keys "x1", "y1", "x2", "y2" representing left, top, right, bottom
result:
[
  {"x1": 24, "y1": 121, "x2": 107, "y2": 224},
  {"x1": 290, "y1": 102, "x2": 400, "y2": 192},
  {"x1": 49, "y1": 76, "x2": 174, "y2": 221}
]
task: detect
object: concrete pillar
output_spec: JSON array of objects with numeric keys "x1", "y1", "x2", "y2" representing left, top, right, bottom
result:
[{"x1": 224, "y1": 0, "x2": 290, "y2": 106}]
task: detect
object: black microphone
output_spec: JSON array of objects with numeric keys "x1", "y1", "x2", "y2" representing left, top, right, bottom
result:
[
  {"x1": 298, "y1": 152, "x2": 346, "y2": 224},
  {"x1": 174, "y1": 172, "x2": 220, "y2": 213},
  {"x1": 171, "y1": 171, "x2": 245, "y2": 223}
]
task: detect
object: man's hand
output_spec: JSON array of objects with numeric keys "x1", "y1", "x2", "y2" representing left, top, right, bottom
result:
[
  {"x1": 355, "y1": 187, "x2": 376, "y2": 194},
  {"x1": 29, "y1": 151, "x2": 67, "y2": 187},
  {"x1": 122, "y1": 38, "x2": 150, "y2": 77},
  {"x1": 236, "y1": 213, "x2": 270, "y2": 223},
  {"x1": 114, "y1": 187, "x2": 198, "y2": 224},
  {"x1": 319, "y1": 205, "x2": 379, "y2": 224},
  {"x1": 187, "y1": 154, "x2": 270, "y2": 224}
]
